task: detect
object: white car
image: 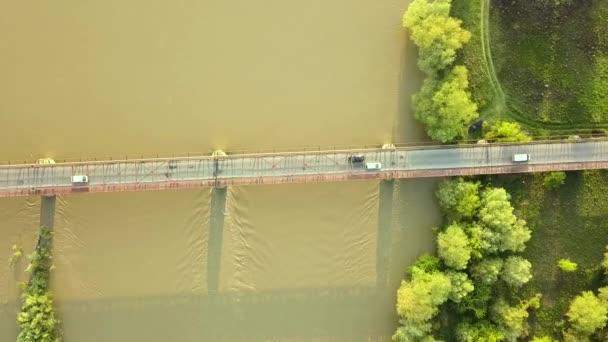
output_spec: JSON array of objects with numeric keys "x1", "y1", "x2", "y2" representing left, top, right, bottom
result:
[
  {"x1": 512, "y1": 154, "x2": 530, "y2": 162},
  {"x1": 365, "y1": 162, "x2": 382, "y2": 170},
  {"x1": 71, "y1": 175, "x2": 89, "y2": 184}
]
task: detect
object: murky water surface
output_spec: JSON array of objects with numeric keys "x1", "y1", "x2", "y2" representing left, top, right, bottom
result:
[{"x1": 0, "y1": 1, "x2": 439, "y2": 341}]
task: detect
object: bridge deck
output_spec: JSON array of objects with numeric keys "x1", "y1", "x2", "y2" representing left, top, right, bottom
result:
[{"x1": 2, "y1": 140, "x2": 608, "y2": 197}]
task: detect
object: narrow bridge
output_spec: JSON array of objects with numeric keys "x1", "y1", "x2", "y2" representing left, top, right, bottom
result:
[{"x1": 2, "y1": 139, "x2": 608, "y2": 198}]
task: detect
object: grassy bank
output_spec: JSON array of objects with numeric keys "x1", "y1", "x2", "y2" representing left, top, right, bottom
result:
[
  {"x1": 488, "y1": 171, "x2": 608, "y2": 338},
  {"x1": 452, "y1": 0, "x2": 608, "y2": 134}
]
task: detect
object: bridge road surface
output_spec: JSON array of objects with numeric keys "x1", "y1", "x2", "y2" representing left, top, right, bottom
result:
[{"x1": 1, "y1": 139, "x2": 608, "y2": 197}]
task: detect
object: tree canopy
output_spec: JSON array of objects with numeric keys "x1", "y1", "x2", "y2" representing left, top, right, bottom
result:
[
  {"x1": 500, "y1": 256, "x2": 533, "y2": 288},
  {"x1": 478, "y1": 188, "x2": 531, "y2": 253},
  {"x1": 566, "y1": 291, "x2": 608, "y2": 336},
  {"x1": 438, "y1": 224, "x2": 472, "y2": 270},
  {"x1": 414, "y1": 66, "x2": 479, "y2": 142},
  {"x1": 403, "y1": 0, "x2": 471, "y2": 75},
  {"x1": 395, "y1": 268, "x2": 451, "y2": 340},
  {"x1": 437, "y1": 178, "x2": 481, "y2": 220}
]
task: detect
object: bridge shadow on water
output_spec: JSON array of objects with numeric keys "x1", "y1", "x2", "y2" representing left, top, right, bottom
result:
[{"x1": 56, "y1": 286, "x2": 393, "y2": 342}]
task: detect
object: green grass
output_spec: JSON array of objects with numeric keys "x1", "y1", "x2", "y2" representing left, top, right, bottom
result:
[
  {"x1": 452, "y1": 0, "x2": 608, "y2": 135},
  {"x1": 487, "y1": 171, "x2": 608, "y2": 339}
]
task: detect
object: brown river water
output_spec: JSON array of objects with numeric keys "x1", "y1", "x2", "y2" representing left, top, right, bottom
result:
[{"x1": 0, "y1": 1, "x2": 440, "y2": 341}]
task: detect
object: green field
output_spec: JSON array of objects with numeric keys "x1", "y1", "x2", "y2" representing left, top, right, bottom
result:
[
  {"x1": 453, "y1": 0, "x2": 608, "y2": 134},
  {"x1": 488, "y1": 171, "x2": 608, "y2": 338}
]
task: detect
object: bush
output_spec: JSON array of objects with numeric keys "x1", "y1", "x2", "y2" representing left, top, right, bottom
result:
[
  {"x1": 557, "y1": 258, "x2": 577, "y2": 272},
  {"x1": 543, "y1": 172, "x2": 566, "y2": 190},
  {"x1": 407, "y1": 254, "x2": 442, "y2": 276},
  {"x1": 483, "y1": 121, "x2": 531, "y2": 143}
]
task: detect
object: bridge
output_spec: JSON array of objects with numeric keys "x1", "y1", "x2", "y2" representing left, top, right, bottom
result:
[{"x1": 2, "y1": 139, "x2": 608, "y2": 198}]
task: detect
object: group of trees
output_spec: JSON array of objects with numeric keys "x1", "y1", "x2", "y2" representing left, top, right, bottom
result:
[
  {"x1": 394, "y1": 178, "x2": 537, "y2": 341},
  {"x1": 17, "y1": 226, "x2": 61, "y2": 342},
  {"x1": 403, "y1": 0, "x2": 479, "y2": 143},
  {"x1": 560, "y1": 248, "x2": 608, "y2": 340}
]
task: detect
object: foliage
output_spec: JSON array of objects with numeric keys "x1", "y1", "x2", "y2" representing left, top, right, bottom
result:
[
  {"x1": 465, "y1": 224, "x2": 493, "y2": 259},
  {"x1": 602, "y1": 245, "x2": 608, "y2": 274},
  {"x1": 17, "y1": 226, "x2": 61, "y2": 342},
  {"x1": 471, "y1": 258, "x2": 504, "y2": 285},
  {"x1": 403, "y1": 0, "x2": 471, "y2": 75},
  {"x1": 531, "y1": 336, "x2": 554, "y2": 342},
  {"x1": 566, "y1": 291, "x2": 608, "y2": 336},
  {"x1": 491, "y1": 299, "x2": 533, "y2": 341},
  {"x1": 436, "y1": 178, "x2": 481, "y2": 220},
  {"x1": 543, "y1": 172, "x2": 566, "y2": 190},
  {"x1": 394, "y1": 268, "x2": 451, "y2": 340},
  {"x1": 438, "y1": 224, "x2": 472, "y2": 270},
  {"x1": 500, "y1": 256, "x2": 532, "y2": 288},
  {"x1": 408, "y1": 254, "x2": 442, "y2": 276},
  {"x1": 455, "y1": 321, "x2": 505, "y2": 342},
  {"x1": 447, "y1": 271, "x2": 475, "y2": 303},
  {"x1": 557, "y1": 258, "x2": 577, "y2": 273},
  {"x1": 456, "y1": 283, "x2": 493, "y2": 319},
  {"x1": 478, "y1": 188, "x2": 531, "y2": 253},
  {"x1": 415, "y1": 66, "x2": 479, "y2": 142},
  {"x1": 483, "y1": 121, "x2": 531, "y2": 143}
]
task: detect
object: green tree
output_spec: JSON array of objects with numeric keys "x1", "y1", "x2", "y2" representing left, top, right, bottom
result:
[
  {"x1": 531, "y1": 336, "x2": 554, "y2": 342},
  {"x1": 407, "y1": 254, "x2": 441, "y2": 276},
  {"x1": 456, "y1": 321, "x2": 505, "y2": 342},
  {"x1": 471, "y1": 258, "x2": 504, "y2": 285},
  {"x1": 566, "y1": 291, "x2": 608, "y2": 336},
  {"x1": 456, "y1": 283, "x2": 493, "y2": 319},
  {"x1": 447, "y1": 271, "x2": 474, "y2": 303},
  {"x1": 436, "y1": 178, "x2": 481, "y2": 220},
  {"x1": 491, "y1": 299, "x2": 530, "y2": 341},
  {"x1": 500, "y1": 256, "x2": 532, "y2": 288},
  {"x1": 427, "y1": 66, "x2": 479, "y2": 142},
  {"x1": 437, "y1": 224, "x2": 472, "y2": 270},
  {"x1": 465, "y1": 224, "x2": 494, "y2": 259},
  {"x1": 483, "y1": 121, "x2": 531, "y2": 143},
  {"x1": 402, "y1": 0, "x2": 471, "y2": 75},
  {"x1": 395, "y1": 268, "x2": 452, "y2": 340},
  {"x1": 557, "y1": 259, "x2": 577, "y2": 272},
  {"x1": 478, "y1": 188, "x2": 531, "y2": 253},
  {"x1": 543, "y1": 172, "x2": 566, "y2": 190}
]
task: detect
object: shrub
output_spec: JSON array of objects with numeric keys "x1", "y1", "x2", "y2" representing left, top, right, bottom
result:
[
  {"x1": 543, "y1": 172, "x2": 566, "y2": 190},
  {"x1": 557, "y1": 258, "x2": 577, "y2": 272}
]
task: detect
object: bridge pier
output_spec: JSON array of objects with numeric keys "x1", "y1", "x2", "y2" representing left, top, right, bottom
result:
[
  {"x1": 207, "y1": 187, "x2": 227, "y2": 293},
  {"x1": 376, "y1": 180, "x2": 394, "y2": 289}
]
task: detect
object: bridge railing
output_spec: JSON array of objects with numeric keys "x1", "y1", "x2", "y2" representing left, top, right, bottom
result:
[{"x1": 0, "y1": 135, "x2": 606, "y2": 169}]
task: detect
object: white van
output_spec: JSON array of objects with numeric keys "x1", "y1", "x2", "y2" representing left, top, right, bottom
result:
[
  {"x1": 71, "y1": 175, "x2": 89, "y2": 184},
  {"x1": 512, "y1": 154, "x2": 530, "y2": 162},
  {"x1": 365, "y1": 162, "x2": 382, "y2": 170}
]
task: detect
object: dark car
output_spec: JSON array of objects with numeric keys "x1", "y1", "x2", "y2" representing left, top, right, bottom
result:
[
  {"x1": 468, "y1": 119, "x2": 484, "y2": 133},
  {"x1": 348, "y1": 155, "x2": 365, "y2": 163}
]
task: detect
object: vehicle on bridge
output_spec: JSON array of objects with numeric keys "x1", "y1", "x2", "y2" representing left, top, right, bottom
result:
[
  {"x1": 348, "y1": 154, "x2": 365, "y2": 163},
  {"x1": 512, "y1": 154, "x2": 530, "y2": 162},
  {"x1": 365, "y1": 162, "x2": 382, "y2": 170},
  {"x1": 71, "y1": 175, "x2": 89, "y2": 184}
]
